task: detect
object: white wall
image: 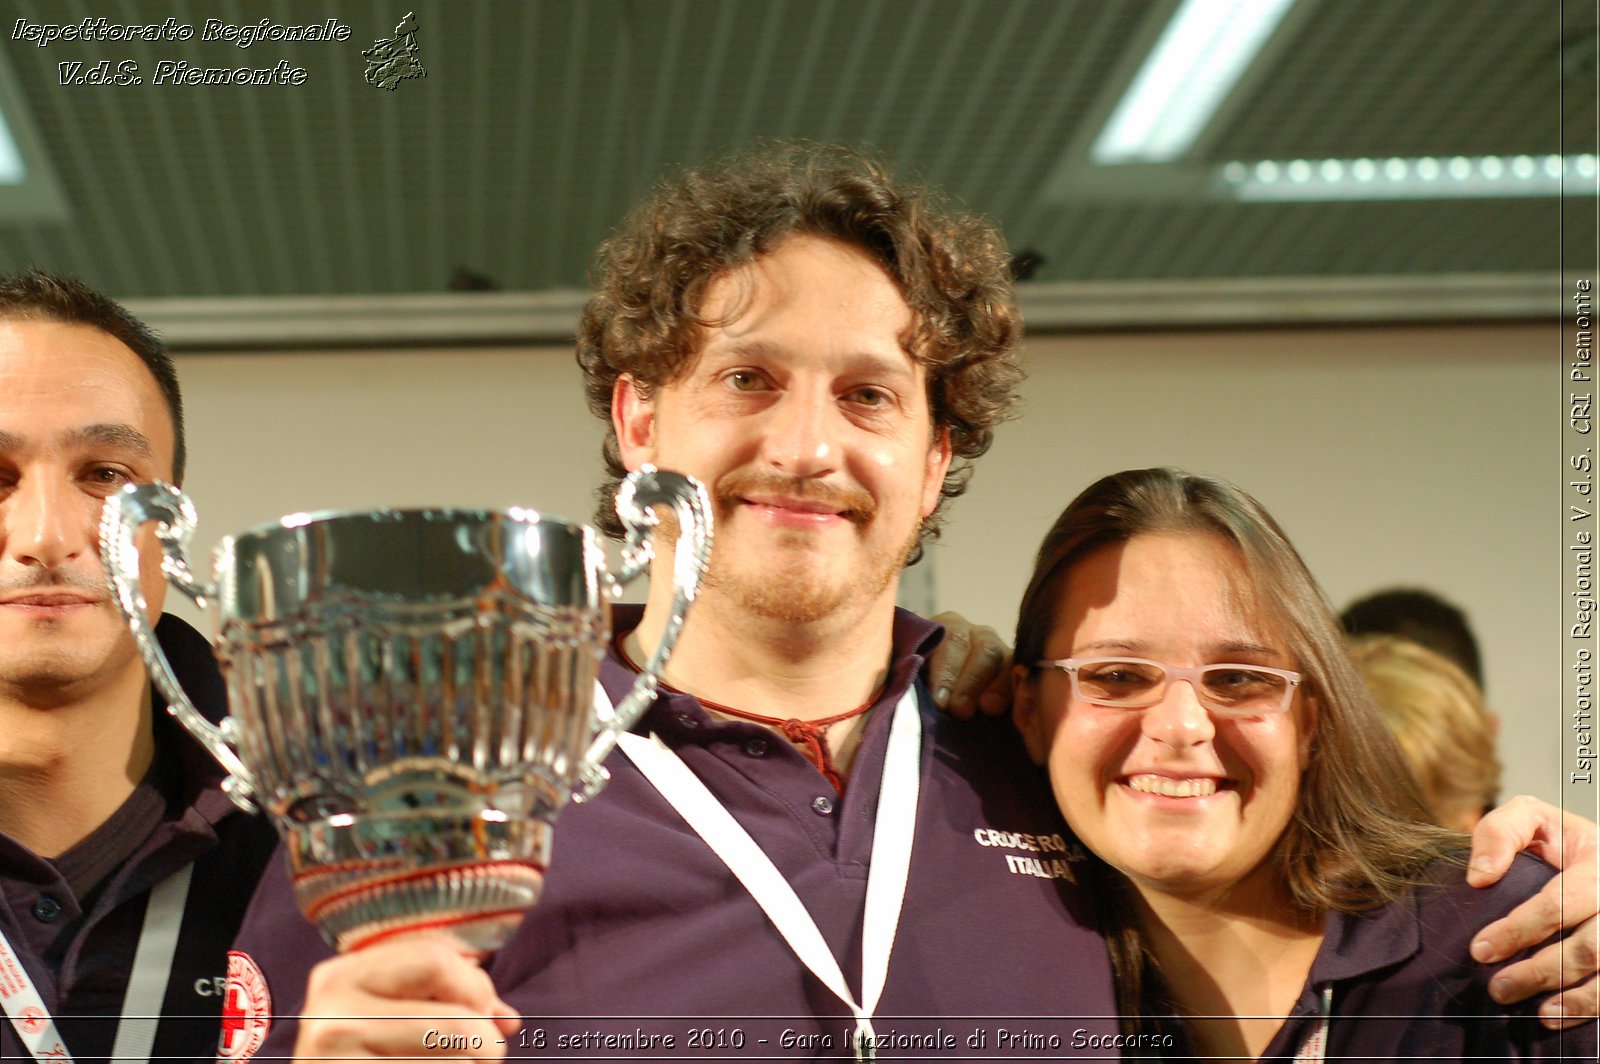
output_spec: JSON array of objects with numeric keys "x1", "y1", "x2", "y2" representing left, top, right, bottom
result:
[
  {"x1": 177, "y1": 347, "x2": 604, "y2": 524},
  {"x1": 172, "y1": 322, "x2": 1563, "y2": 803}
]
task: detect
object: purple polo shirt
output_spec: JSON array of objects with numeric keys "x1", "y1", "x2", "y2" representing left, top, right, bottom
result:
[
  {"x1": 233, "y1": 608, "x2": 1118, "y2": 1057},
  {"x1": 0, "y1": 616, "x2": 279, "y2": 1064},
  {"x1": 1141, "y1": 855, "x2": 1595, "y2": 1061}
]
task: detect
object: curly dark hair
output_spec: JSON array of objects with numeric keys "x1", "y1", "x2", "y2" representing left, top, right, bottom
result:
[{"x1": 577, "y1": 141, "x2": 1023, "y2": 557}]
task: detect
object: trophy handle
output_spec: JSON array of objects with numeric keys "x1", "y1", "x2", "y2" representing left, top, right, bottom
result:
[
  {"x1": 579, "y1": 466, "x2": 711, "y2": 790},
  {"x1": 101, "y1": 482, "x2": 257, "y2": 811}
]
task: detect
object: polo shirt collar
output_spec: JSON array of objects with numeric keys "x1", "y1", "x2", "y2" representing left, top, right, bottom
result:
[
  {"x1": 603, "y1": 603, "x2": 942, "y2": 738},
  {"x1": 1309, "y1": 890, "x2": 1424, "y2": 984}
]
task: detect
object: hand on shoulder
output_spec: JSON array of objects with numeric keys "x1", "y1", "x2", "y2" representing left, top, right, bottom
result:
[{"x1": 1465, "y1": 795, "x2": 1598, "y2": 1026}]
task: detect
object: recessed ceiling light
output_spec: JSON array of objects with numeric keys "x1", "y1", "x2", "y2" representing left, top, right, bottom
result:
[
  {"x1": 1092, "y1": 0, "x2": 1300, "y2": 165},
  {"x1": 0, "y1": 110, "x2": 24, "y2": 185},
  {"x1": 0, "y1": 48, "x2": 68, "y2": 220}
]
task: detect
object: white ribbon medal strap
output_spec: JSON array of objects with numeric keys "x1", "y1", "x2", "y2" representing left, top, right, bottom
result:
[
  {"x1": 110, "y1": 863, "x2": 192, "y2": 1063},
  {"x1": 608, "y1": 682, "x2": 922, "y2": 1063},
  {"x1": 0, "y1": 863, "x2": 192, "y2": 1064},
  {"x1": 0, "y1": 926, "x2": 72, "y2": 1062}
]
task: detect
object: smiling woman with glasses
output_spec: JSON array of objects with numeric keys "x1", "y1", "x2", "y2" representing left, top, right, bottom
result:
[{"x1": 1010, "y1": 467, "x2": 1591, "y2": 1063}]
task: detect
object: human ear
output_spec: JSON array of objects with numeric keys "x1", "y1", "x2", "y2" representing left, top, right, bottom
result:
[
  {"x1": 612, "y1": 376, "x2": 655, "y2": 470},
  {"x1": 1012, "y1": 665, "x2": 1051, "y2": 765},
  {"x1": 919, "y1": 428, "x2": 953, "y2": 518}
]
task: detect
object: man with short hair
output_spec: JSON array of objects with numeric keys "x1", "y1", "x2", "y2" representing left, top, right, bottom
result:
[
  {"x1": 1342, "y1": 587, "x2": 1485, "y2": 690},
  {"x1": 232, "y1": 144, "x2": 1599, "y2": 1059},
  {"x1": 0, "y1": 270, "x2": 278, "y2": 1062}
]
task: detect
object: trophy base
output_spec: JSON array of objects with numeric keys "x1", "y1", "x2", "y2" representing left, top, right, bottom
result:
[{"x1": 287, "y1": 813, "x2": 553, "y2": 953}]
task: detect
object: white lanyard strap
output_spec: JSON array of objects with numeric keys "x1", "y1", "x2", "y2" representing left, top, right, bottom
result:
[
  {"x1": 610, "y1": 683, "x2": 922, "y2": 1062},
  {"x1": 0, "y1": 863, "x2": 193, "y2": 1064},
  {"x1": 110, "y1": 863, "x2": 192, "y2": 1063}
]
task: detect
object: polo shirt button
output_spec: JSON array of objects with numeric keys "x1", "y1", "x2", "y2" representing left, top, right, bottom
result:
[
  {"x1": 742, "y1": 738, "x2": 768, "y2": 757},
  {"x1": 811, "y1": 795, "x2": 834, "y2": 816},
  {"x1": 32, "y1": 896, "x2": 62, "y2": 923},
  {"x1": 677, "y1": 714, "x2": 698, "y2": 729}
]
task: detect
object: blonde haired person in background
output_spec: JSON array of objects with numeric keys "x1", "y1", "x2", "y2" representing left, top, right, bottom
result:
[{"x1": 1349, "y1": 634, "x2": 1500, "y2": 832}]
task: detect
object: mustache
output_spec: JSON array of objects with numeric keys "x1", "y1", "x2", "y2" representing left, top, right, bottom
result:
[
  {"x1": 0, "y1": 570, "x2": 108, "y2": 597},
  {"x1": 715, "y1": 471, "x2": 877, "y2": 524}
]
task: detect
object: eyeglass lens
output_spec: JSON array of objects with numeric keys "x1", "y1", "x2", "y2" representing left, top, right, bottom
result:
[{"x1": 1074, "y1": 659, "x2": 1290, "y2": 713}]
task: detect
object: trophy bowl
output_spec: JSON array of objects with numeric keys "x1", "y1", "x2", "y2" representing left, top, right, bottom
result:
[{"x1": 101, "y1": 467, "x2": 709, "y2": 953}]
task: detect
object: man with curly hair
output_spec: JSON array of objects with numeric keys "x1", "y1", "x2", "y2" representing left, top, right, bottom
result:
[
  {"x1": 231, "y1": 143, "x2": 1599, "y2": 1060},
  {"x1": 233, "y1": 141, "x2": 1118, "y2": 1059}
]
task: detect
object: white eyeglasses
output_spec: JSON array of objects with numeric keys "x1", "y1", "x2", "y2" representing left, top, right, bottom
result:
[{"x1": 1035, "y1": 656, "x2": 1303, "y2": 717}]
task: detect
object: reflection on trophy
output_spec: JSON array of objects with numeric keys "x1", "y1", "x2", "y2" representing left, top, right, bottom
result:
[{"x1": 100, "y1": 466, "x2": 709, "y2": 953}]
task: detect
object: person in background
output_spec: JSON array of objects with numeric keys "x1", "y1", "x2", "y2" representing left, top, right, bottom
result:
[
  {"x1": 1342, "y1": 586, "x2": 1484, "y2": 690},
  {"x1": 1348, "y1": 634, "x2": 1500, "y2": 831}
]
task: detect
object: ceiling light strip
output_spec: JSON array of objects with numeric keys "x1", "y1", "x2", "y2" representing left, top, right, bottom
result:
[{"x1": 1221, "y1": 154, "x2": 1598, "y2": 200}]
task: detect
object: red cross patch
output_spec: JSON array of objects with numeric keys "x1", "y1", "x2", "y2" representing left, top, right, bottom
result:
[{"x1": 216, "y1": 951, "x2": 271, "y2": 1061}]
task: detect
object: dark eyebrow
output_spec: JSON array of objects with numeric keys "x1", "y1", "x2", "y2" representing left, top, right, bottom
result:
[
  {"x1": 715, "y1": 339, "x2": 785, "y2": 361},
  {"x1": 64, "y1": 423, "x2": 154, "y2": 458}
]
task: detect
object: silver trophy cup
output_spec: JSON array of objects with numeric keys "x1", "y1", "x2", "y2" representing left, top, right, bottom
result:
[{"x1": 100, "y1": 466, "x2": 710, "y2": 953}]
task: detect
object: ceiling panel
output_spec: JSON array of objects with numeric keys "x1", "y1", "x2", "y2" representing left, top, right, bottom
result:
[{"x1": 0, "y1": 0, "x2": 1589, "y2": 303}]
